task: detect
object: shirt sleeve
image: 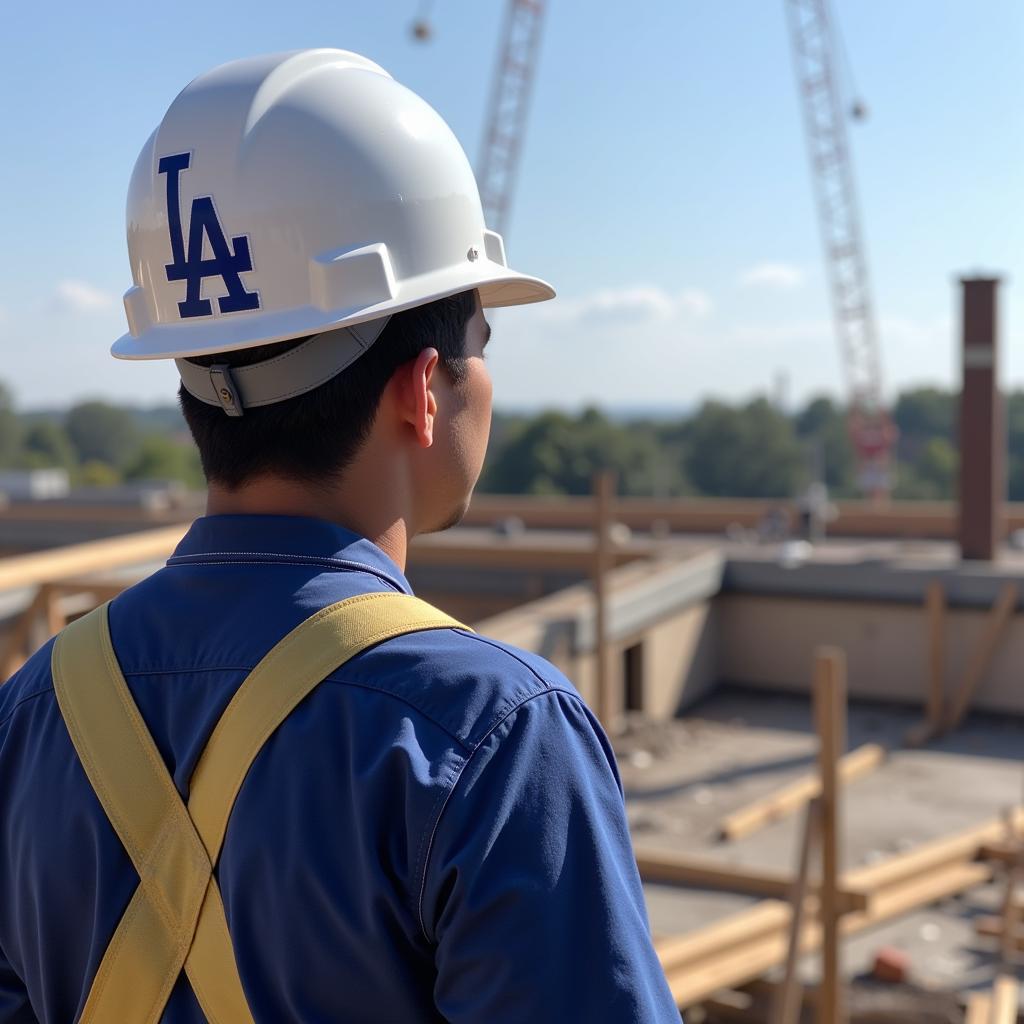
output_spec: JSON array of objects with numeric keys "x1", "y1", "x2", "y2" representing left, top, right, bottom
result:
[{"x1": 421, "y1": 688, "x2": 680, "y2": 1023}]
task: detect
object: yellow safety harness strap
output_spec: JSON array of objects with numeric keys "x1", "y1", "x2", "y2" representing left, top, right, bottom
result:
[
  {"x1": 188, "y1": 593, "x2": 466, "y2": 859},
  {"x1": 53, "y1": 603, "x2": 213, "y2": 1024},
  {"x1": 52, "y1": 592, "x2": 466, "y2": 1024}
]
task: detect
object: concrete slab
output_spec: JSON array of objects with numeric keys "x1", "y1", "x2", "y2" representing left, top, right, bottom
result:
[{"x1": 621, "y1": 686, "x2": 1024, "y2": 1004}]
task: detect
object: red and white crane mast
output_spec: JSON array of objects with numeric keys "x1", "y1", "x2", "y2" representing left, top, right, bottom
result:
[{"x1": 784, "y1": 0, "x2": 894, "y2": 495}]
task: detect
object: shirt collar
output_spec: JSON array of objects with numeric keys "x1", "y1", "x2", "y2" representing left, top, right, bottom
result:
[{"x1": 168, "y1": 514, "x2": 413, "y2": 595}]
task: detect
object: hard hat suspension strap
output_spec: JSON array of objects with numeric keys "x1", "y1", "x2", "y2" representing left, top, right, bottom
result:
[{"x1": 175, "y1": 315, "x2": 391, "y2": 415}]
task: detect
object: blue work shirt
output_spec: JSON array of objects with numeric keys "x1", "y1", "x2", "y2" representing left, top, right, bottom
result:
[{"x1": 0, "y1": 515, "x2": 679, "y2": 1022}]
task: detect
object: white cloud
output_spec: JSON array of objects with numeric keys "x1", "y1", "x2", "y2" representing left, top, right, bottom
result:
[
  {"x1": 52, "y1": 280, "x2": 117, "y2": 314},
  {"x1": 739, "y1": 262, "x2": 805, "y2": 289},
  {"x1": 542, "y1": 285, "x2": 712, "y2": 325},
  {"x1": 677, "y1": 288, "x2": 713, "y2": 318}
]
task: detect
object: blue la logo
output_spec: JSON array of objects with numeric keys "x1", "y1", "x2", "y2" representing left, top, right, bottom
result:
[{"x1": 158, "y1": 153, "x2": 260, "y2": 319}]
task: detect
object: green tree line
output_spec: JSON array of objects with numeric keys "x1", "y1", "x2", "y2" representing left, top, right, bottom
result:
[
  {"x1": 0, "y1": 385, "x2": 203, "y2": 488},
  {"x1": 5, "y1": 382, "x2": 1024, "y2": 502}
]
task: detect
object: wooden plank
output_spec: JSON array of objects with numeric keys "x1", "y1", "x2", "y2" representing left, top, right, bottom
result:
[
  {"x1": 635, "y1": 849, "x2": 867, "y2": 912},
  {"x1": 655, "y1": 901, "x2": 791, "y2": 974},
  {"x1": 844, "y1": 861, "x2": 993, "y2": 929},
  {"x1": 660, "y1": 856, "x2": 996, "y2": 1009},
  {"x1": 772, "y1": 799, "x2": 820, "y2": 1024},
  {"x1": 991, "y1": 974, "x2": 1019, "y2": 1024},
  {"x1": 717, "y1": 743, "x2": 886, "y2": 843},
  {"x1": 667, "y1": 929, "x2": 804, "y2": 1009},
  {"x1": 814, "y1": 647, "x2": 846, "y2": 1024},
  {"x1": 845, "y1": 807, "x2": 1024, "y2": 895},
  {"x1": 0, "y1": 525, "x2": 186, "y2": 593},
  {"x1": 942, "y1": 582, "x2": 1019, "y2": 734}
]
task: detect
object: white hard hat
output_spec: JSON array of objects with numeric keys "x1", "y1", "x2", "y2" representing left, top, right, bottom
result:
[{"x1": 112, "y1": 49, "x2": 554, "y2": 363}]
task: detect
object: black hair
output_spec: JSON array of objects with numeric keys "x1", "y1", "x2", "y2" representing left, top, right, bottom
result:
[{"x1": 179, "y1": 290, "x2": 476, "y2": 489}]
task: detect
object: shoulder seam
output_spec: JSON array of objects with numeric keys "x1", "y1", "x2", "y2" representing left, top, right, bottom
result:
[
  {"x1": 0, "y1": 686, "x2": 55, "y2": 730},
  {"x1": 321, "y1": 672, "x2": 472, "y2": 752},
  {"x1": 415, "y1": 685, "x2": 585, "y2": 943}
]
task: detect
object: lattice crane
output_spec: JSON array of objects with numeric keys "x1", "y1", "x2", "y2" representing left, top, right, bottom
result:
[
  {"x1": 475, "y1": 0, "x2": 548, "y2": 236},
  {"x1": 411, "y1": 0, "x2": 547, "y2": 238},
  {"x1": 784, "y1": 0, "x2": 895, "y2": 496}
]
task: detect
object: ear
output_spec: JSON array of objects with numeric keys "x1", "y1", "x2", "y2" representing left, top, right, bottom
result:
[{"x1": 394, "y1": 347, "x2": 439, "y2": 448}]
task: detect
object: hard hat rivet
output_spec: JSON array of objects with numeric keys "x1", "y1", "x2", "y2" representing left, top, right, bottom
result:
[
  {"x1": 467, "y1": 246, "x2": 479, "y2": 262},
  {"x1": 220, "y1": 388, "x2": 233, "y2": 403}
]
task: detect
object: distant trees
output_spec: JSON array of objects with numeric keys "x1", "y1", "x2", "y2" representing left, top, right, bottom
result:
[
  {"x1": 480, "y1": 408, "x2": 690, "y2": 497},
  {"x1": 0, "y1": 385, "x2": 21, "y2": 467},
  {"x1": 21, "y1": 422, "x2": 76, "y2": 471},
  {"x1": 0, "y1": 388, "x2": 197, "y2": 488},
  {"x1": 684, "y1": 399, "x2": 805, "y2": 498},
  {"x1": 5, "y1": 376, "x2": 1024, "y2": 502},
  {"x1": 65, "y1": 402, "x2": 141, "y2": 468}
]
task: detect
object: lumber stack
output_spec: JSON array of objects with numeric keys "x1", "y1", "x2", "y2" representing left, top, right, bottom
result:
[{"x1": 650, "y1": 808, "x2": 1018, "y2": 1009}]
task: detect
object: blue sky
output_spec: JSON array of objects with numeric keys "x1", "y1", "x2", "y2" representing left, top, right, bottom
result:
[{"x1": 1, "y1": 1, "x2": 1020, "y2": 412}]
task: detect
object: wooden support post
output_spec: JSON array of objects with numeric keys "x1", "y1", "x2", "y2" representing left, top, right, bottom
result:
[
  {"x1": 997, "y1": 809, "x2": 1023, "y2": 969},
  {"x1": 1, "y1": 585, "x2": 52, "y2": 680},
  {"x1": 991, "y1": 974, "x2": 1019, "y2": 1024},
  {"x1": 814, "y1": 648, "x2": 846, "y2": 1024},
  {"x1": 593, "y1": 470, "x2": 616, "y2": 730},
  {"x1": 772, "y1": 798, "x2": 821, "y2": 1024},
  {"x1": 965, "y1": 991, "x2": 992, "y2": 1024},
  {"x1": 43, "y1": 584, "x2": 65, "y2": 638},
  {"x1": 943, "y1": 582, "x2": 1018, "y2": 735},
  {"x1": 925, "y1": 581, "x2": 946, "y2": 730},
  {"x1": 717, "y1": 743, "x2": 885, "y2": 843},
  {"x1": 906, "y1": 581, "x2": 947, "y2": 746}
]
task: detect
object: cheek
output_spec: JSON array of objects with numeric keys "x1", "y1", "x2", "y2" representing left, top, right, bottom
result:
[
  {"x1": 448, "y1": 360, "x2": 492, "y2": 474},
  {"x1": 472, "y1": 362, "x2": 493, "y2": 453}
]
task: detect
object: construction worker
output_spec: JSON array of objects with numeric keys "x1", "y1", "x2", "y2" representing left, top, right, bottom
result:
[{"x1": 0, "y1": 50, "x2": 680, "y2": 1022}]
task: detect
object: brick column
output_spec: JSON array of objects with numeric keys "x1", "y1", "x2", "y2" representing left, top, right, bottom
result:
[{"x1": 958, "y1": 276, "x2": 1004, "y2": 561}]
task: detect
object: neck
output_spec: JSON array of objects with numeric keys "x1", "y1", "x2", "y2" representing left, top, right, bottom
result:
[{"x1": 205, "y1": 474, "x2": 413, "y2": 570}]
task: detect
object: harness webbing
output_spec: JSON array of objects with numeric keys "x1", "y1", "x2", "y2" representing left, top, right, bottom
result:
[{"x1": 51, "y1": 592, "x2": 466, "y2": 1024}]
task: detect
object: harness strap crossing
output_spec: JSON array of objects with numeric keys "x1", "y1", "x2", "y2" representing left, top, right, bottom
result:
[{"x1": 52, "y1": 592, "x2": 467, "y2": 1024}]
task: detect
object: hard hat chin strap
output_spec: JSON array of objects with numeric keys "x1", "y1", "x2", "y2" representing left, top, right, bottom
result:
[{"x1": 176, "y1": 316, "x2": 391, "y2": 416}]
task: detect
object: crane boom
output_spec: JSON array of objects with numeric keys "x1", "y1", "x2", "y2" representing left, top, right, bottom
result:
[
  {"x1": 477, "y1": 0, "x2": 547, "y2": 236},
  {"x1": 784, "y1": 0, "x2": 893, "y2": 494}
]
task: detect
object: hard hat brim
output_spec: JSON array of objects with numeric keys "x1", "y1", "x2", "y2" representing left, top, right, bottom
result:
[{"x1": 111, "y1": 261, "x2": 555, "y2": 361}]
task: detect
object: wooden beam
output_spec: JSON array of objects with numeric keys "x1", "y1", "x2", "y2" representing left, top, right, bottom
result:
[
  {"x1": 905, "y1": 580, "x2": 946, "y2": 747},
  {"x1": 997, "y1": 812, "x2": 1023, "y2": 969},
  {"x1": 942, "y1": 582, "x2": 1018, "y2": 734},
  {"x1": 592, "y1": 470, "x2": 616, "y2": 729},
  {"x1": 992, "y1": 974, "x2": 1019, "y2": 1024},
  {"x1": 657, "y1": 810, "x2": 1016, "y2": 1009},
  {"x1": 655, "y1": 901, "x2": 791, "y2": 975},
  {"x1": 0, "y1": 525, "x2": 186, "y2": 593},
  {"x1": 717, "y1": 743, "x2": 886, "y2": 843},
  {"x1": 813, "y1": 647, "x2": 846, "y2": 1024},
  {"x1": 844, "y1": 807, "x2": 1024, "y2": 896},
  {"x1": 772, "y1": 798, "x2": 820, "y2": 1024},
  {"x1": 965, "y1": 992, "x2": 992, "y2": 1024},
  {"x1": 635, "y1": 848, "x2": 867, "y2": 912},
  {"x1": 0, "y1": 585, "x2": 52, "y2": 679}
]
